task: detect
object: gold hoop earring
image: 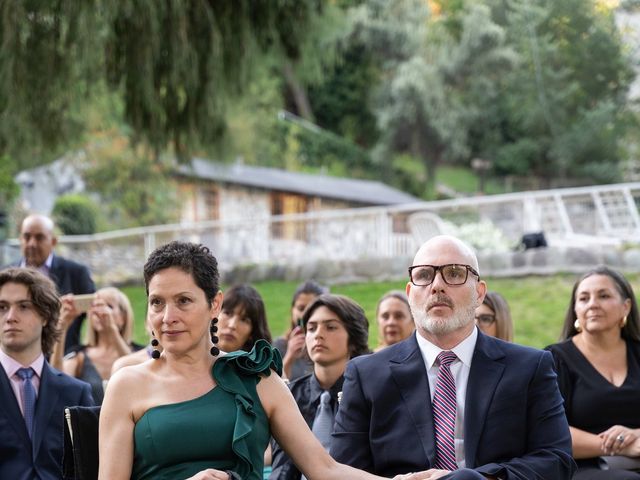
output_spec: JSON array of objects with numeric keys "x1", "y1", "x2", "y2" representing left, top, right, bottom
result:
[{"x1": 574, "y1": 319, "x2": 582, "y2": 333}]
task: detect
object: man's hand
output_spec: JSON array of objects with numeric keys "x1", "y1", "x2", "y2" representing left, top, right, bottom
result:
[{"x1": 393, "y1": 469, "x2": 450, "y2": 479}]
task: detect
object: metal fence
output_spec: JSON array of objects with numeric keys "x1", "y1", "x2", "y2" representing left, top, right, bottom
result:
[{"x1": 3, "y1": 182, "x2": 640, "y2": 283}]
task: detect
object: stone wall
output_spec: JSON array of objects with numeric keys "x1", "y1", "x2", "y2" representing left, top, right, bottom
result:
[
  {"x1": 6, "y1": 242, "x2": 640, "y2": 287},
  {"x1": 223, "y1": 245, "x2": 640, "y2": 286}
]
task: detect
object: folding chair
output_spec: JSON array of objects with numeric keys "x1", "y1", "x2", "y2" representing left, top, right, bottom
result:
[{"x1": 62, "y1": 405, "x2": 101, "y2": 480}]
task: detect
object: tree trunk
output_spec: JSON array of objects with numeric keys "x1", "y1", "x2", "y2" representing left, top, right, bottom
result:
[{"x1": 282, "y1": 61, "x2": 315, "y2": 122}]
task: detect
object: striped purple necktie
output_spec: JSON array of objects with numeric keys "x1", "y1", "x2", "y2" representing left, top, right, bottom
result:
[{"x1": 432, "y1": 350, "x2": 458, "y2": 471}]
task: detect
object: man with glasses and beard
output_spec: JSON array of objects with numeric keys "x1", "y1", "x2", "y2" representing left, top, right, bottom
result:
[{"x1": 331, "y1": 235, "x2": 576, "y2": 480}]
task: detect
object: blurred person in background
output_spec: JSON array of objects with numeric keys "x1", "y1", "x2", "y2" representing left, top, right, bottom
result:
[
  {"x1": 474, "y1": 291, "x2": 513, "y2": 342},
  {"x1": 218, "y1": 284, "x2": 272, "y2": 354},
  {"x1": 546, "y1": 266, "x2": 640, "y2": 479},
  {"x1": 7, "y1": 214, "x2": 95, "y2": 353},
  {"x1": 273, "y1": 280, "x2": 328, "y2": 380},
  {"x1": 270, "y1": 294, "x2": 371, "y2": 480},
  {"x1": 374, "y1": 290, "x2": 414, "y2": 351},
  {"x1": 51, "y1": 287, "x2": 138, "y2": 405},
  {"x1": 111, "y1": 315, "x2": 160, "y2": 374}
]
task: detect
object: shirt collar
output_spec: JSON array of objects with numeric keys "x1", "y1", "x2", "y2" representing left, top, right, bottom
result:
[
  {"x1": 0, "y1": 348, "x2": 45, "y2": 379},
  {"x1": 416, "y1": 325, "x2": 478, "y2": 369},
  {"x1": 19, "y1": 252, "x2": 54, "y2": 270},
  {"x1": 309, "y1": 372, "x2": 345, "y2": 402}
]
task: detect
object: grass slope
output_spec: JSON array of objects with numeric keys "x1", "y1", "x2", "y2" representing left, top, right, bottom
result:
[{"x1": 122, "y1": 273, "x2": 640, "y2": 350}]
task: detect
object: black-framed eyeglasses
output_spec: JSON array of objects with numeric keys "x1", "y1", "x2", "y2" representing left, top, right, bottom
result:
[
  {"x1": 408, "y1": 264, "x2": 480, "y2": 287},
  {"x1": 475, "y1": 314, "x2": 496, "y2": 325}
]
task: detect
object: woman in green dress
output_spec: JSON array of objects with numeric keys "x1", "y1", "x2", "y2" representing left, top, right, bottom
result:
[{"x1": 99, "y1": 241, "x2": 428, "y2": 480}]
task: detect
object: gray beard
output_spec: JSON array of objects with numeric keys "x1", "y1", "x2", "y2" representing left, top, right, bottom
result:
[{"x1": 411, "y1": 297, "x2": 477, "y2": 335}]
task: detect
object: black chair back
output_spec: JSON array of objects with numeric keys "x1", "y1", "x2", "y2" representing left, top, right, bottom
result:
[{"x1": 62, "y1": 405, "x2": 101, "y2": 480}]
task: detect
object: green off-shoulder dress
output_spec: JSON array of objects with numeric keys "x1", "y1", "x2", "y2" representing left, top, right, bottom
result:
[{"x1": 131, "y1": 340, "x2": 282, "y2": 480}]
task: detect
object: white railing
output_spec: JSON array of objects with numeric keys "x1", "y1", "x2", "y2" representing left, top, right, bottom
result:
[{"x1": 4, "y1": 182, "x2": 640, "y2": 283}]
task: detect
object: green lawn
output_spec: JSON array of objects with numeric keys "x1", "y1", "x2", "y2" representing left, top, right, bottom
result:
[{"x1": 122, "y1": 273, "x2": 640, "y2": 350}]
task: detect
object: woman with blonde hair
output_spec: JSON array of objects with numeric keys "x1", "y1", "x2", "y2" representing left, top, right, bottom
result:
[
  {"x1": 52, "y1": 287, "x2": 138, "y2": 404},
  {"x1": 374, "y1": 290, "x2": 414, "y2": 351},
  {"x1": 475, "y1": 291, "x2": 513, "y2": 342}
]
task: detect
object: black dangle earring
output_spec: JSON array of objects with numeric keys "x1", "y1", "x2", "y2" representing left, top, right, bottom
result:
[
  {"x1": 151, "y1": 331, "x2": 161, "y2": 359},
  {"x1": 210, "y1": 318, "x2": 220, "y2": 356}
]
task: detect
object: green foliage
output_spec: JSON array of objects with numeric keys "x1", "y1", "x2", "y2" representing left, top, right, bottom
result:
[
  {"x1": 0, "y1": 1, "x2": 105, "y2": 167},
  {"x1": 308, "y1": 44, "x2": 380, "y2": 148},
  {"x1": 104, "y1": 1, "x2": 325, "y2": 159},
  {"x1": 84, "y1": 146, "x2": 179, "y2": 228},
  {"x1": 367, "y1": 1, "x2": 515, "y2": 197},
  {"x1": 0, "y1": 154, "x2": 19, "y2": 206},
  {"x1": 279, "y1": 121, "x2": 373, "y2": 178},
  {"x1": 0, "y1": 1, "x2": 325, "y2": 163},
  {"x1": 485, "y1": 0, "x2": 632, "y2": 183},
  {"x1": 52, "y1": 194, "x2": 99, "y2": 235},
  {"x1": 0, "y1": 154, "x2": 18, "y2": 241},
  {"x1": 0, "y1": 0, "x2": 635, "y2": 204}
]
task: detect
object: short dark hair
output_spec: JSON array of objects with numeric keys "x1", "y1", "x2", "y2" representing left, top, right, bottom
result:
[
  {"x1": 291, "y1": 280, "x2": 329, "y2": 306},
  {"x1": 143, "y1": 241, "x2": 220, "y2": 305},
  {"x1": 222, "y1": 284, "x2": 272, "y2": 350},
  {"x1": 0, "y1": 267, "x2": 61, "y2": 356},
  {"x1": 561, "y1": 266, "x2": 640, "y2": 341},
  {"x1": 301, "y1": 294, "x2": 370, "y2": 359}
]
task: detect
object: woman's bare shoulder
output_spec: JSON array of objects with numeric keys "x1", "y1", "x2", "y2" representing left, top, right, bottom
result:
[
  {"x1": 106, "y1": 361, "x2": 156, "y2": 401},
  {"x1": 111, "y1": 349, "x2": 151, "y2": 374}
]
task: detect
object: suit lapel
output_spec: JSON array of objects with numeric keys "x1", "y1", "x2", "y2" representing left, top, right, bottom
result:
[
  {"x1": 389, "y1": 335, "x2": 436, "y2": 467},
  {"x1": 464, "y1": 333, "x2": 506, "y2": 466},
  {"x1": 0, "y1": 361, "x2": 32, "y2": 444},
  {"x1": 32, "y1": 362, "x2": 61, "y2": 459},
  {"x1": 48, "y1": 255, "x2": 64, "y2": 293}
]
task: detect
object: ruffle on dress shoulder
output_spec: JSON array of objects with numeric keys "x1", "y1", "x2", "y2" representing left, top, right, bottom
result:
[
  {"x1": 216, "y1": 339, "x2": 283, "y2": 378},
  {"x1": 211, "y1": 340, "x2": 282, "y2": 479}
]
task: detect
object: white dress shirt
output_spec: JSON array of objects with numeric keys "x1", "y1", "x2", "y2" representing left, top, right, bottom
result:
[
  {"x1": 415, "y1": 326, "x2": 479, "y2": 469},
  {"x1": 0, "y1": 349, "x2": 44, "y2": 417}
]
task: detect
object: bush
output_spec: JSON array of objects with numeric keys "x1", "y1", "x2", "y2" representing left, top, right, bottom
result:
[{"x1": 52, "y1": 194, "x2": 98, "y2": 235}]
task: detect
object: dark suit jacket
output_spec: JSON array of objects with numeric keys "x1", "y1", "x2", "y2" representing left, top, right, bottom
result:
[
  {"x1": 331, "y1": 332, "x2": 577, "y2": 479},
  {"x1": 9, "y1": 254, "x2": 96, "y2": 353},
  {"x1": 0, "y1": 360, "x2": 95, "y2": 480},
  {"x1": 270, "y1": 374, "x2": 344, "y2": 480}
]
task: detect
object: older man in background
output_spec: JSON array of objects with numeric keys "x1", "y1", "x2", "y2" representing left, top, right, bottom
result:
[{"x1": 10, "y1": 214, "x2": 95, "y2": 353}]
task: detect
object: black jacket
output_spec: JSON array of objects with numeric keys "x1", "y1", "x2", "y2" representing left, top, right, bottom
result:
[{"x1": 269, "y1": 373, "x2": 344, "y2": 480}]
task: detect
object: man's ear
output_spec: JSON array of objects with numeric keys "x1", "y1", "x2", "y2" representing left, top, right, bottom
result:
[
  {"x1": 51, "y1": 235, "x2": 58, "y2": 248},
  {"x1": 476, "y1": 280, "x2": 487, "y2": 306}
]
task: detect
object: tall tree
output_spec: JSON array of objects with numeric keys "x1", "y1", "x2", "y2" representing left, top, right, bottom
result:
[
  {"x1": 487, "y1": 0, "x2": 633, "y2": 184},
  {"x1": 362, "y1": 0, "x2": 514, "y2": 196},
  {"x1": 0, "y1": 1, "x2": 324, "y2": 164}
]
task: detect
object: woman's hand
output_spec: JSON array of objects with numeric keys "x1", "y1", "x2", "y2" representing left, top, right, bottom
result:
[
  {"x1": 90, "y1": 300, "x2": 121, "y2": 337},
  {"x1": 283, "y1": 327, "x2": 305, "y2": 362},
  {"x1": 620, "y1": 436, "x2": 640, "y2": 458},
  {"x1": 599, "y1": 425, "x2": 639, "y2": 455},
  {"x1": 392, "y1": 470, "x2": 446, "y2": 479},
  {"x1": 184, "y1": 469, "x2": 231, "y2": 479},
  {"x1": 59, "y1": 295, "x2": 80, "y2": 332}
]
